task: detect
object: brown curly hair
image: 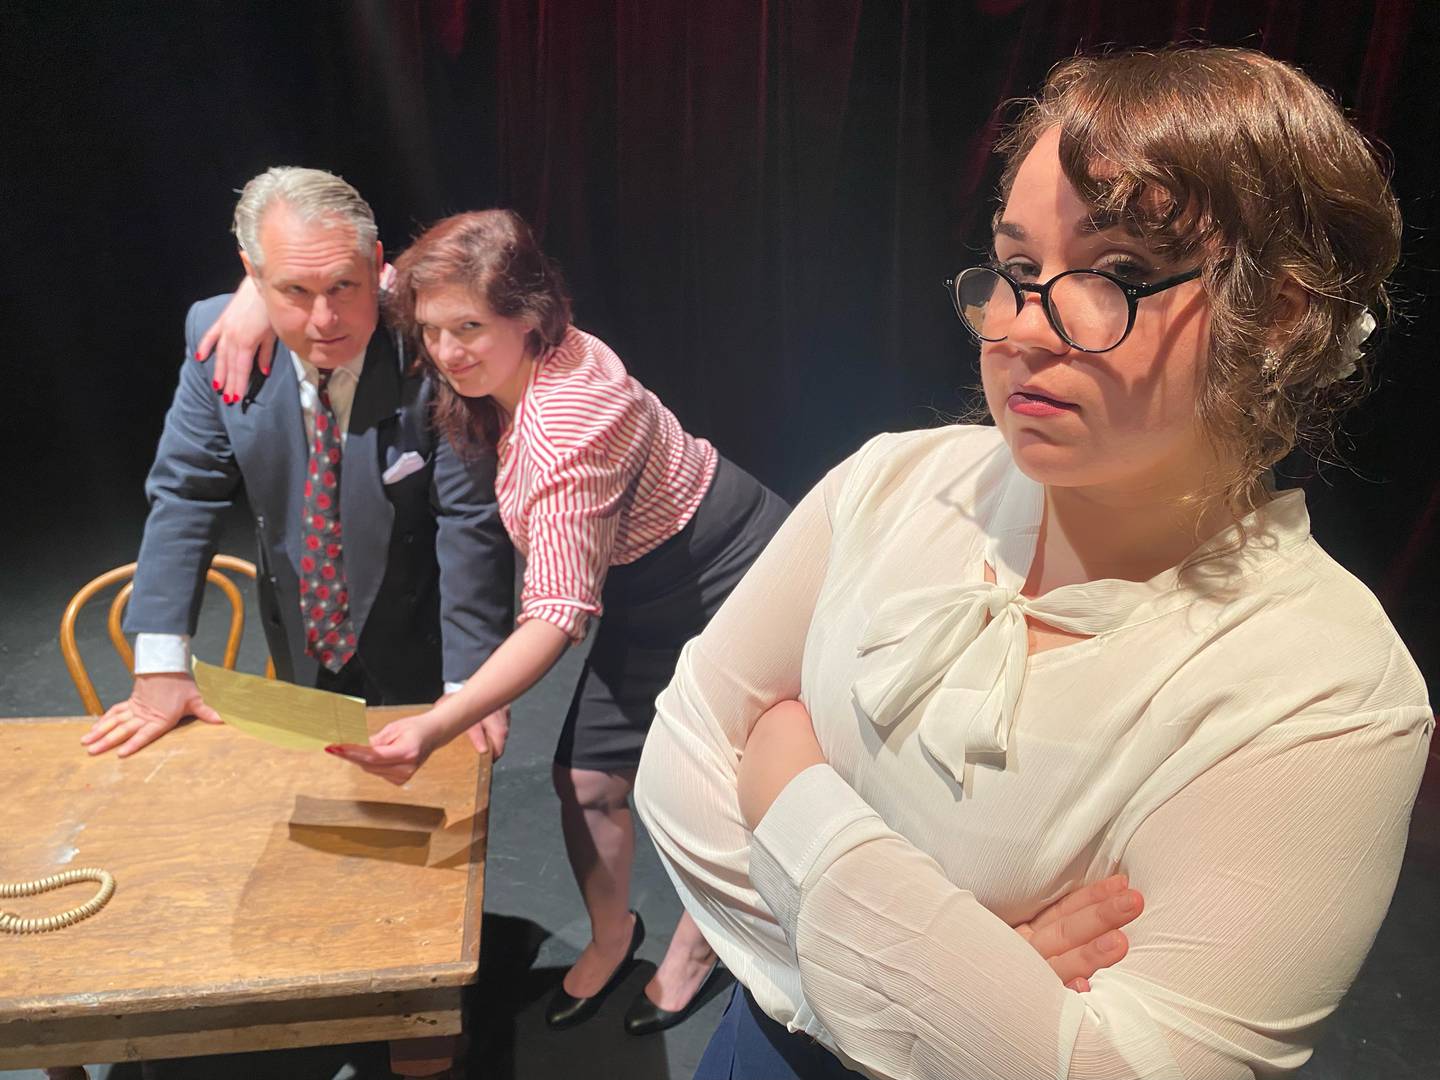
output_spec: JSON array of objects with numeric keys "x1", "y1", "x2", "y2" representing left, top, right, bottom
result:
[
  {"x1": 387, "y1": 209, "x2": 573, "y2": 454},
  {"x1": 994, "y1": 46, "x2": 1402, "y2": 519}
]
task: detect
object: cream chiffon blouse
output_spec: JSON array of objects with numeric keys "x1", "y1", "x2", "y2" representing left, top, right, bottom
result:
[{"x1": 634, "y1": 424, "x2": 1432, "y2": 1080}]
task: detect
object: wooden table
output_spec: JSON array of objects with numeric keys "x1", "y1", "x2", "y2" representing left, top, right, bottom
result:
[{"x1": 0, "y1": 709, "x2": 489, "y2": 1076}]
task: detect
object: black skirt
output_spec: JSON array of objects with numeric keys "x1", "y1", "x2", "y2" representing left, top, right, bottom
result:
[{"x1": 553, "y1": 455, "x2": 790, "y2": 772}]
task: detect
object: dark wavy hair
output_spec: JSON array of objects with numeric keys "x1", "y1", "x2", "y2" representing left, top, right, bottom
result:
[{"x1": 387, "y1": 209, "x2": 572, "y2": 454}]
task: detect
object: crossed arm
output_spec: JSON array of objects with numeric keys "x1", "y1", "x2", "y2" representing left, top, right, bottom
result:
[
  {"x1": 635, "y1": 459, "x2": 1430, "y2": 1079},
  {"x1": 740, "y1": 700, "x2": 1141, "y2": 993}
]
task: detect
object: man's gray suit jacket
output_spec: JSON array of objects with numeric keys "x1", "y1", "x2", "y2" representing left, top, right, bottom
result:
[{"x1": 124, "y1": 293, "x2": 514, "y2": 703}]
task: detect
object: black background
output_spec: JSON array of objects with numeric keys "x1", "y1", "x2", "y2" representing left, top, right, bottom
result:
[{"x1": 2, "y1": 0, "x2": 1437, "y2": 691}]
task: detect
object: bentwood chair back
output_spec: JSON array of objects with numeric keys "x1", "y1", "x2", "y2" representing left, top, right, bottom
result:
[{"x1": 60, "y1": 554, "x2": 275, "y2": 715}]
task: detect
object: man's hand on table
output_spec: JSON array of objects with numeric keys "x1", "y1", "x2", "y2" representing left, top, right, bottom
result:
[
  {"x1": 737, "y1": 699, "x2": 1144, "y2": 993},
  {"x1": 82, "y1": 673, "x2": 222, "y2": 757}
]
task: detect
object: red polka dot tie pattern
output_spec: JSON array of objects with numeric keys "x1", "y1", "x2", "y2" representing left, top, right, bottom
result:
[{"x1": 298, "y1": 371, "x2": 358, "y2": 672}]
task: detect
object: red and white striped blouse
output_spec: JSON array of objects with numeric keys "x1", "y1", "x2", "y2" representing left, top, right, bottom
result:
[{"x1": 497, "y1": 327, "x2": 718, "y2": 641}]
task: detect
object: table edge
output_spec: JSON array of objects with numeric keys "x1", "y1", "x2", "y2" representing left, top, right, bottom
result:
[
  {"x1": 1, "y1": 711, "x2": 490, "y2": 1022},
  {"x1": 0, "y1": 961, "x2": 480, "y2": 1021}
]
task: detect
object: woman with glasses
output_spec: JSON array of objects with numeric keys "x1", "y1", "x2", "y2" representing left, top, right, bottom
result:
[{"x1": 636, "y1": 46, "x2": 1431, "y2": 1079}]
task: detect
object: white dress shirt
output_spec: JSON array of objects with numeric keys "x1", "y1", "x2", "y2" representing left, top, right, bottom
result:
[
  {"x1": 635, "y1": 424, "x2": 1432, "y2": 1080},
  {"x1": 133, "y1": 350, "x2": 364, "y2": 675}
]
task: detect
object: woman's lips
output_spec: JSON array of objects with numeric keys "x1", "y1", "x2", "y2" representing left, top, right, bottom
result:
[{"x1": 1007, "y1": 390, "x2": 1078, "y2": 417}]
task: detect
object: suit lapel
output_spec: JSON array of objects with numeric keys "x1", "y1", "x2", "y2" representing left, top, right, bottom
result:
[{"x1": 341, "y1": 328, "x2": 403, "y2": 638}]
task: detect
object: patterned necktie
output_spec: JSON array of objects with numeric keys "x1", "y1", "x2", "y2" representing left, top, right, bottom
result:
[{"x1": 298, "y1": 370, "x2": 358, "y2": 673}]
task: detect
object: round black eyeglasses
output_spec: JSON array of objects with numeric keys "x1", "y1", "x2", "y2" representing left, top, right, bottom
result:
[{"x1": 945, "y1": 264, "x2": 1202, "y2": 354}]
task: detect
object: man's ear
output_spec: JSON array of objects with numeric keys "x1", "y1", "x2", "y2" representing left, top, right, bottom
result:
[{"x1": 239, "y1": 250, "x2": 261, "y2": 284}]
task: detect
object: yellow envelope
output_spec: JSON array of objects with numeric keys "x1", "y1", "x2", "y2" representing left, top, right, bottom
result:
[{"x1": 192, "y1": 658, "x2": 369, "y2": 751}]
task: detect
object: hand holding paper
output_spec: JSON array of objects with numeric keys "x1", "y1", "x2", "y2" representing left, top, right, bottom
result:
[
  {"x1": 192, "y1": 658, "x2": 369, "y2": 751},
  {"x1": 326, "y1": 708, "x2": 448, "y2": 785}
]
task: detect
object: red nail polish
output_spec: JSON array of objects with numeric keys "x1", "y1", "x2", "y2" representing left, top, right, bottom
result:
[
  {"x1": 196, "y1": 350, "x2": 204, "y2": 360},
  {"x1": 213, "y1": 381, "x2": 221, "y2": 391}
]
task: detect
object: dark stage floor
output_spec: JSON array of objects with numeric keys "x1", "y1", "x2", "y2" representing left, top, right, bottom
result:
[{"x1": 2, "y1": 496, "x2": 1435, "y2": 1080}]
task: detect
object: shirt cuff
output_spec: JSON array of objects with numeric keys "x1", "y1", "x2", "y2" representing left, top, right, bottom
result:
[
  {"x1": 516, "y1": 601, "x2": 592, "y2": 643},
  {"x1": 443, "y1": 681, "x2": 465, "y2": 695},
  {"x1": 133, "y1": 633, "x2": 192, "y2": 675},
  {"x1": 748, "y1": 764, "x2": 893, "y2": 950}
]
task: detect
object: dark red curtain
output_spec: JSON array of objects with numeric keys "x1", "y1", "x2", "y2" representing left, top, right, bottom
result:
[
  {"x1": 2, "y1": 1, "x2": 1433, "y2": 685},
  {"x1": 481, "y1": 0, "x2": 1438, "y2": 683},
  {"x1": 490, "y1": 0, "x2": 1424, "y2": 472}
]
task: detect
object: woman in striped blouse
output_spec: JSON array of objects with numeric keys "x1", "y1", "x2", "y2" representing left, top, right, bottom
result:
[{"x1": 327, "y1": 209, "x2": 793, "y2": 1034}]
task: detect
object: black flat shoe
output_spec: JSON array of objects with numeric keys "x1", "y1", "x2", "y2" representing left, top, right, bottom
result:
[
  {"x1": 623, "y1": 957, "x2": 731, "y2": 1036},
  {"x1": 545, "y1": 910, "x2": 646, "y2": 1030}
]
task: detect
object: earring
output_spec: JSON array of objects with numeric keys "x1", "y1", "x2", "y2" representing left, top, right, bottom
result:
[{"x1": 1260, "y1": 347, "x2": 1281, "y2": 378}]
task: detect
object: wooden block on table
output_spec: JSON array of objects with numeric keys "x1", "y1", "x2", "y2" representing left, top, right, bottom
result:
[{"x1": 288, "y1": 795, "x2": 447, "y2": 833}]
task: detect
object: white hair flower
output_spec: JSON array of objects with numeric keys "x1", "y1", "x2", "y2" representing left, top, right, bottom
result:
[{"x1": 1316, "y1": 309, "x2": 1376, "y2": 388}]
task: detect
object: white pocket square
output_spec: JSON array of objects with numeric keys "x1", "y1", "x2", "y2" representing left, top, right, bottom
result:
[{"x1": 382, "y1": 451, "x2": 427, "y2": 484}]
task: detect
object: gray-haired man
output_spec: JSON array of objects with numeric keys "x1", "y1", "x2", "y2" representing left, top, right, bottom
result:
[{"x1": 84, "y1": 167, "x2": 514, "y2": 757}]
